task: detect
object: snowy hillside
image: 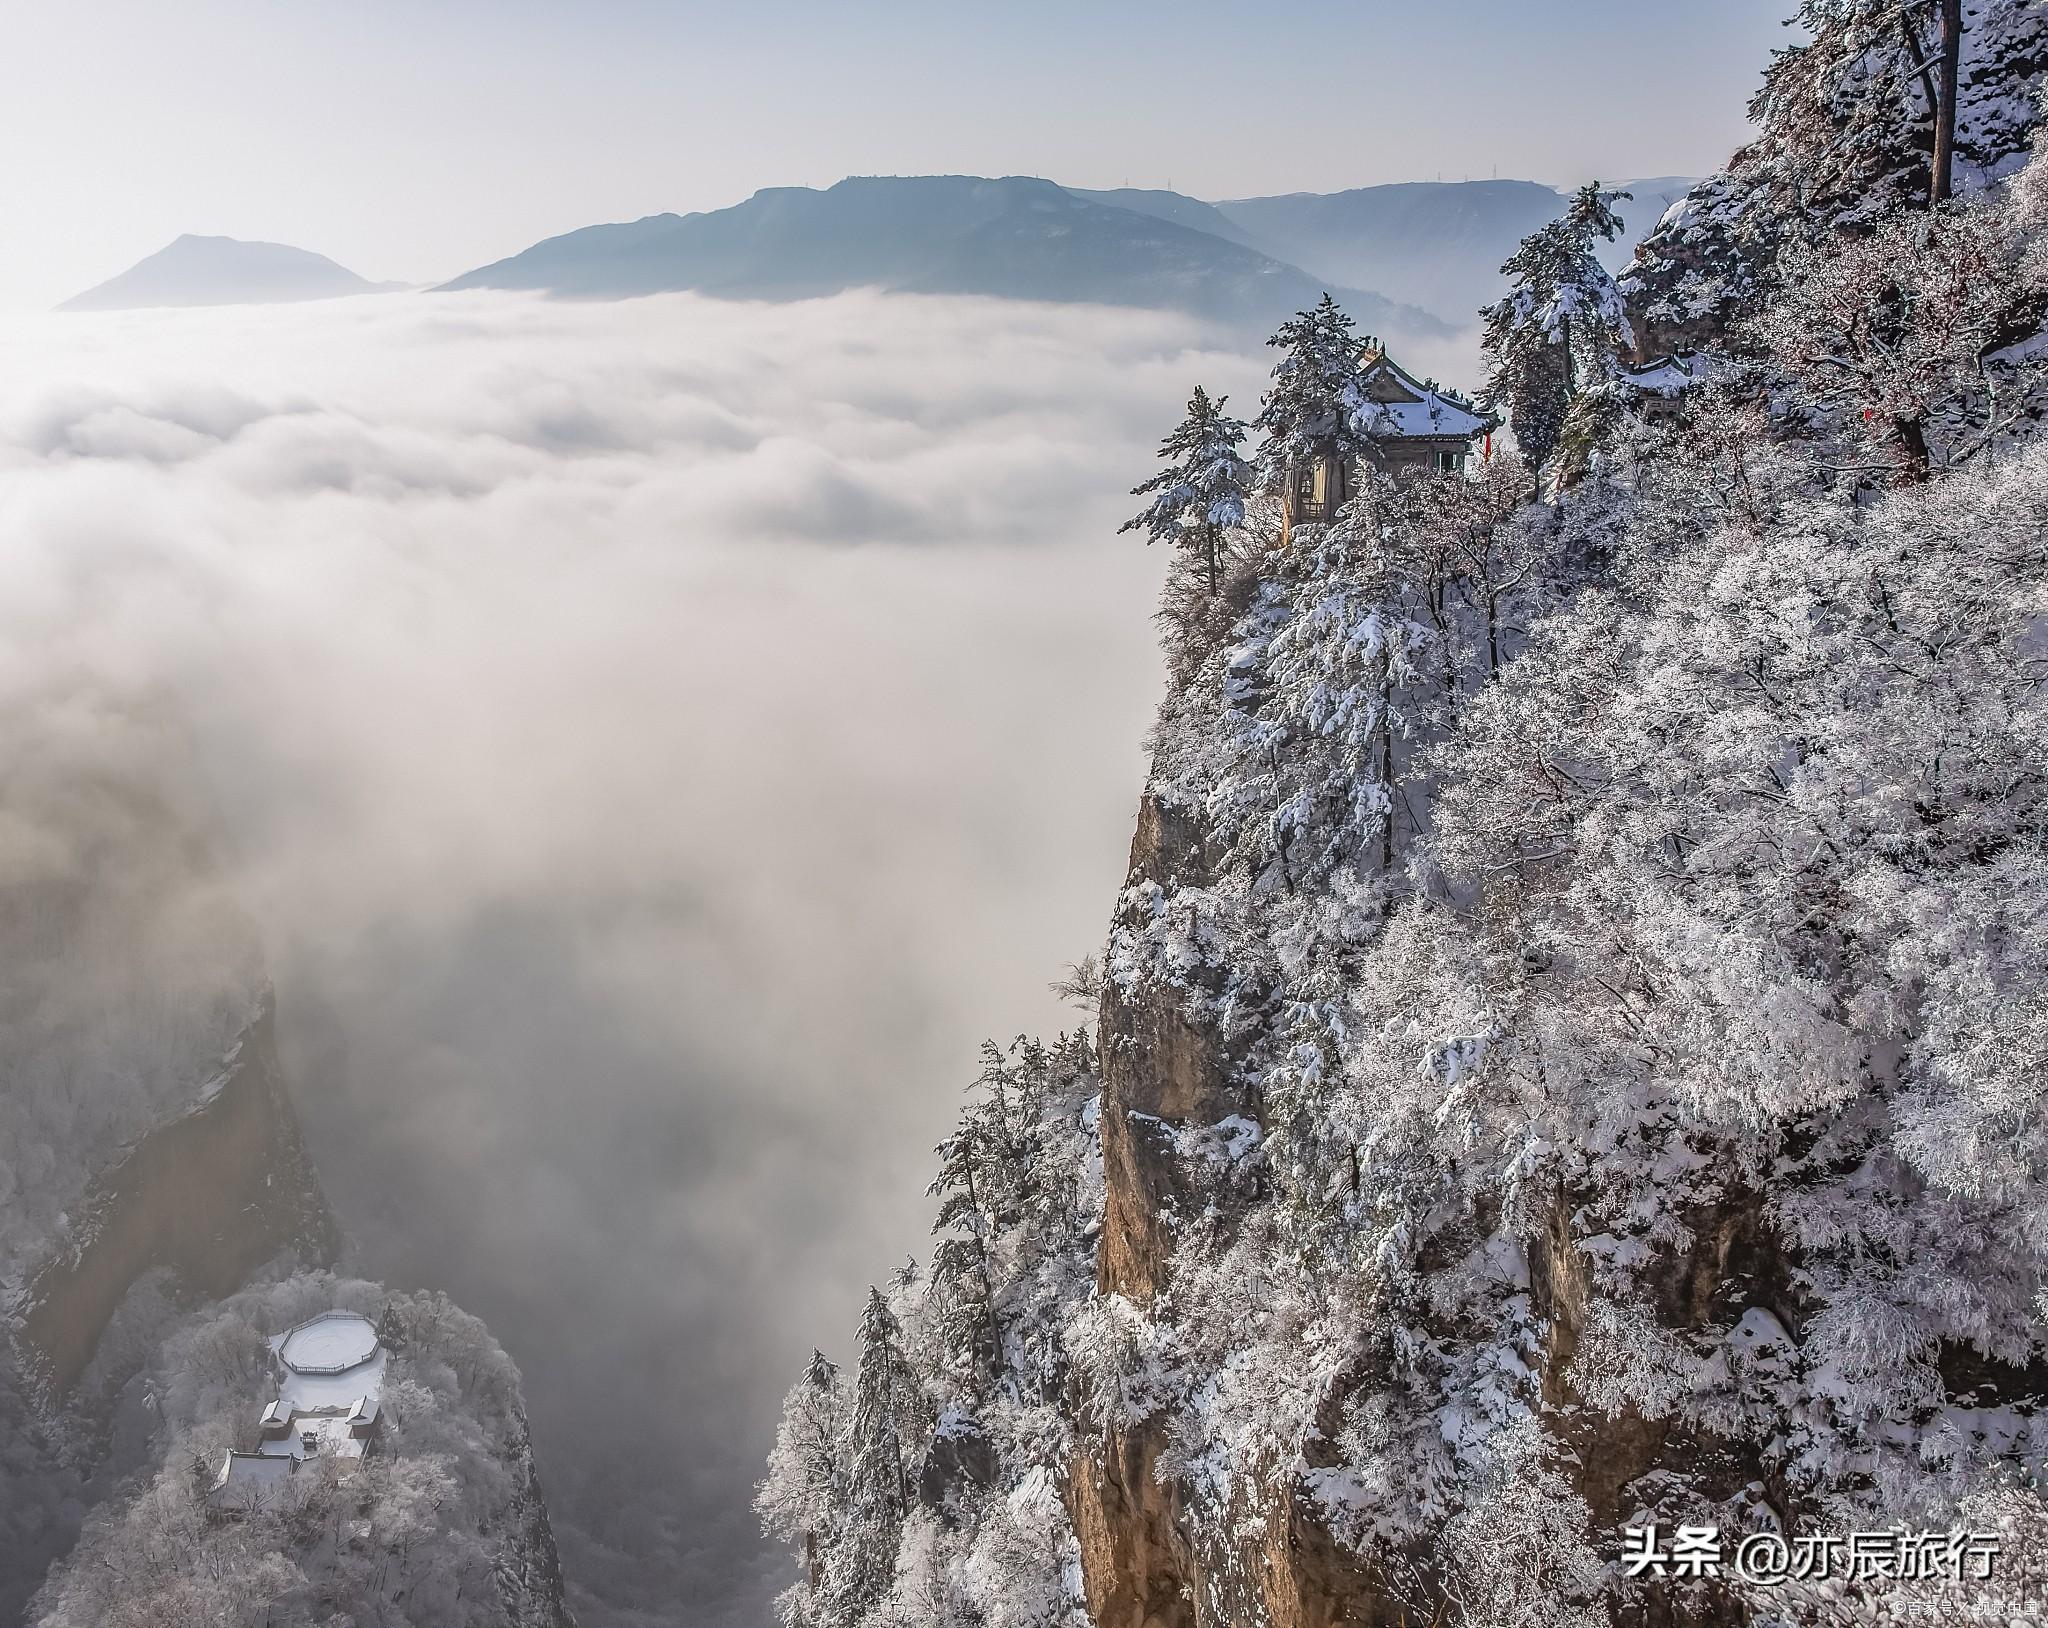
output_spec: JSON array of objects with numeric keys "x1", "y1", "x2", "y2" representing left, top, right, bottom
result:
[{"x1": 32, "y1": 1276, "x2": 575, "y2": 1628}]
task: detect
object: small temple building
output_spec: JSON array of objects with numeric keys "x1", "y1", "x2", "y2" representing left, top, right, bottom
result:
[
  {"x1": 1613, "y1": 349, "x2": 1715, "y2": 420},
  {"x1": 1282, "y1": 343, "x2": 1497, "y2": 543},
  {"x1": 208, "y1": 1310, "x2": 387, "y2": 1514}
]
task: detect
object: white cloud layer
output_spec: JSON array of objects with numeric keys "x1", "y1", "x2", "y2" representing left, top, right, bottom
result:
[{"x1": 0, "y1": 289, "x2": 1285, "y2": 1625}]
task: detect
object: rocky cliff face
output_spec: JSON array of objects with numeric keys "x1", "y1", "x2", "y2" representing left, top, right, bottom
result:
[
  {"x1": 0, "y1": 991, "x2": 340, "y2": 1627},
  {"x1": 18, "y1": 996, "x2": 337, "y2": 1398},
  {"x1": 1073, "y1": 793, "x2": 1397, "y2": 1628},
  {"x1": 1094, "y1": 796, "x2": 1237, "y2": 1310}
]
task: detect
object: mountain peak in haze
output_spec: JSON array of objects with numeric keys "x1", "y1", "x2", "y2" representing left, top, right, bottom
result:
[
  {"x1": 59, "y1": 234, "x2": 403, "y2": 312},
  {"x1": 437, "y1": 174, "x2": 1450, "y2": 340},
  {"x1": 1063, "y1": 177, "x2": 1684, "y2": 325},
  {"x1": 1209, "y1": 179, "x2": 1570, "y2": 323}
]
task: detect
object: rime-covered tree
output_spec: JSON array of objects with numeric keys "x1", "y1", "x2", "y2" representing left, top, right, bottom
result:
[
  {"x1": 926, "y1": 1061, "x2": 1017, "y2": 1390},
  {"x1": 1120, "y1": 386, "x2": 1252, "y2": 593},
  {"x1": 1744, "y1": 191, "x2": 2045, "y2": 483},
  {"x1": 760, "y1": 1029, "x2": 1101, "y2": 1628},
  {"x1": 1255, "y1": 294, "x2": 1369, "y2": 488},
  {"x1": 1625, "y1": 0, "x2": 2048, "y2": 353},
  {"x1": 1480, "y1": 184, "x2": 1632, "y2": 477},
  {"x1": 1207, "y1": 515, "x2": 1432, "y2": 903},
  {"x1": 830, "y1": 1289, "x2": 918, "y2": 1622},
  {"x1": 758, "y1": 1351, "x2": 850, "y2": 1628}
]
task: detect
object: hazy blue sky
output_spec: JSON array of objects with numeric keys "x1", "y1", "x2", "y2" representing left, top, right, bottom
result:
[{"x1": 0, "y1": 0, "x2": 1795, "y2": 308}]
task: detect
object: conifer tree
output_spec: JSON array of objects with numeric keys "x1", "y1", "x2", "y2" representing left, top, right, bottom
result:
[
  {"x1": 928, "y1": 1108, "x2": 1006, "y2": 1389},
  {"x1": 1210, "y1": 508, "x2": 1432, "y2": 903},
  {"x1": 1480, "y1": 185, "x2": 1633, "y2": 477},
  {"x1": 757, "y1": 1351, "x2": 850, "y2": 1627},
  {"x1": 832, "y1": 1289, "x2": 918, "y2": 1620},
  {"x1": 1121, "y1": 386, "x2": 1252, "y2": 593},
  {"x1": 924, "y1": 1038, "x2": 1066, "y2": 1395},
  {"x1": 1255, "y1": 294, "x2": 1369, "y2": 485}
]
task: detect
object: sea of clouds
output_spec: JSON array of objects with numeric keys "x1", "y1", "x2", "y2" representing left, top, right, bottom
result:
[{"x1": 0, "y1": 288, "x2": 1353, "y2": 1626}]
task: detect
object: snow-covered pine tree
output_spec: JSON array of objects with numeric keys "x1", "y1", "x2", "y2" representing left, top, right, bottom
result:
[
  {"x1": 1480, "y1": 184, "x2": 1633, "y2": 479},
  {"x1": 1120, "y1": 386, "x2": 1252, "y2": 593},
  {"x1": 927, "y1": 1048, "x2": 1026, "y2": 1392},
  {"x1": 1254, "y1": 294, "x2": 1370, "y2": 496},
  {"x1": 1204, "y1": 496, "x2": 1440, "y2": 917},
  {"x1": 831, "y1": 1289, "x2": 919, "y2": 1621},
  {"x1": 758, "y1": 1351, "x2": 851, "y2": 1628},
  {"x1": 761, "y1": 1029, "x2": 1101, "y2": 1628}
]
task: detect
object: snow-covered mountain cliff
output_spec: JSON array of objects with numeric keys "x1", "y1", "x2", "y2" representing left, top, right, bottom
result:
[
  {"x1": 761, "y1": 7, "x2": 2048, "y2": 1626},
  {"x1": 1623, "y1": 0, "x2": 2048, "y2": 355}
]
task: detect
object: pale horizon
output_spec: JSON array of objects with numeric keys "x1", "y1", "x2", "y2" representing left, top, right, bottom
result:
[{"x1": 2, "y1": 0, "x2": 1794, "y2": 309}]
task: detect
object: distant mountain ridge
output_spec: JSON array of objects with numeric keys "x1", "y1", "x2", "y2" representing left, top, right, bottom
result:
[
  {"x1": 1062, "y1": 187, "x2": 1265, "y2": 249},
  {"x1": 85, "y1": 174, "x2": 1697, "y2": 334},
  {"x1": 436, "y1": 174, "x2": 1450, "y2": 339},
  {"x1": 1084, "y1": 178, "x2": 1699, "y2": 324},
  {"x1": 60, "y1": 234, "x2": 403, "y2": 312},
  {"x1": 1206, "y1": 179, "x2": 1571, "y2": 324}
]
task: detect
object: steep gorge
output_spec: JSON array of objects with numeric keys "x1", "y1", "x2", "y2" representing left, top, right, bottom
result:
[{"x1": 17, "y1": 996, "x2": 337, "y2": 1398}]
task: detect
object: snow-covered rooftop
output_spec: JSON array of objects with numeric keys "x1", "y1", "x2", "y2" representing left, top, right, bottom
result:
[
  {"x1": 1350, "y1": 351, "x2": 1494, "y2": 443},
  {"x1": 1619, "y1": 350, "x2": 1716, "y2": 399},
  {"x1": 209, "y1": 1451, "x2": 298, "y2": 1510}
]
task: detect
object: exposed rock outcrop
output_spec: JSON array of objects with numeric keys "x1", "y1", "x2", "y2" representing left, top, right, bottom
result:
[
  {"x1": 1095, "y1": 794, "x2": 1238, "y2": 1308},
  {"x1": 18, "y1": 996, "x2": 337, "y2": 1397}
]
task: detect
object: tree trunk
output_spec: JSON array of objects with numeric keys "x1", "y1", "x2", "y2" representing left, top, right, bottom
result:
[
  {"x1": 1900, "y1": 12, "x2": 1940, "y2": 145},
  {"x1": 1377, "y1": 685, "x2": 1396, "y2": 885},
  {"x1": 1896, "y1": 413, "x2": 1932, "y2": 483},
  {"x1": 963, "y1": 1160, "x2": 1001, "y2": 1386},
  {"x1": 1205, "y1": 526, "x2": 1218, "y2": 596},
  {"x1": 1932, "y1": 0, "x2": 1963, "y2": 204}
]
